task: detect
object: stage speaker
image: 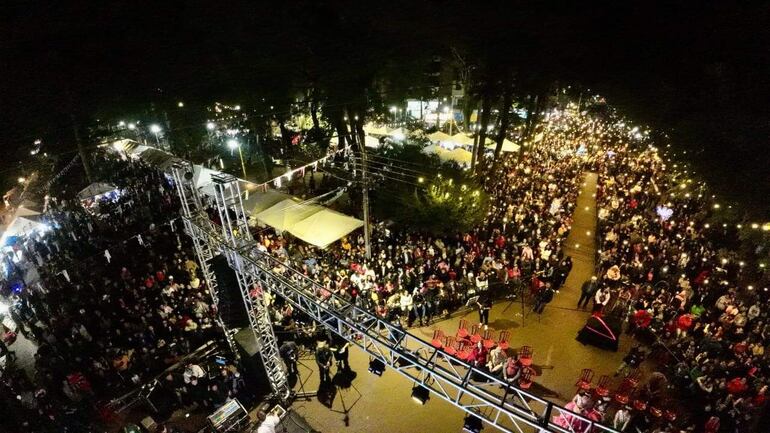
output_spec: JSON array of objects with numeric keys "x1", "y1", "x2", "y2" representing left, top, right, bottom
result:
[
  {"x1": 211, "y1": 254, "x2": 248, "y2": 328},
  {"x1": 233, "y1": 328, "x2": 271, "y2": 402}
]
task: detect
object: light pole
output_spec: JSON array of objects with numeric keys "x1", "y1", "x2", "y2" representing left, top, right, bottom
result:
[
  {"x1": 227, "y1": 139, "x2": 248, "y2": 179},
  {"x1": 150, "y1": 124, "x2": 162, "y2": 149},
  {"x1": 390, "y1": 106, "x2": 397, "y2": 125}
]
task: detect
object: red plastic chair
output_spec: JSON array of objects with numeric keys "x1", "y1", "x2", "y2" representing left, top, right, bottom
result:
[
  {"x1": 431, "y1": 330, "x2": 445, "y2": 349},
  {"x1": 519, "y1": 346, "x2": 533, "y2": 366},
  {"x1": 518, "y1": 369, "x2": 533, "y2": 389},
  {"x1": 626, "y1": 369, "x2": 642, "y2": 388},
  {"x1": 456, "y1": 341, "x2": 472, "y2": 362},
  {"x1": 575, "y1": 368, "x2": 594, "y2": 391},
  {"x1": 633, "y1": 399, "x2": 648, "y2": 411},
  {"x1": 498, "y1": 330, "x2": 510, "y2": 350},
  {"x1": 594, "y1": 375, "x2": 611, "y2": 398},
  {"x1": 469, "y1": 323, "x2": 482, "y2": 343},
  {"x1": 482, "y1": 329, "x2": 496, "y2": 350},
  {"x1": 613, "y1": 378, "x2": 635, "y2": 405},
  {"x1": 443, "y1": 336, "x2": 457, "y2": 356},
  {"x1": 456, "y1": 319, "x2": 469, "y2": 339}
]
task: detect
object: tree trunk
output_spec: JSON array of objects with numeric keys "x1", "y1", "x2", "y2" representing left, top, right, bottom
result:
[
  {"x1": 494, "y1": 84, "x2": 514, "y2": 160},
  {"x1": 334, "y1": 111, "x2": 348, "y2": 149},
  {"x1": 473, "y1": 90, "x2": 494, "y2": 170},
  {"x1": 310, "y1": 89, "x2": 321, "y2": 131}
]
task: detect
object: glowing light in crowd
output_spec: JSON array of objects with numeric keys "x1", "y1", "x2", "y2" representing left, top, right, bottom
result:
[
  {"x1": 150, "y1": 124, "x2": 162, "y2": 134},
  {"x1": 206, "y1": 122, "x2": 216, "y2": 130}
]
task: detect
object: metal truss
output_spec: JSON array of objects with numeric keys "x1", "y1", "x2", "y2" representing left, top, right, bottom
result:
[
  {"x1": 170, "y1": 164, "x2": 238, "y2": 358},
  {"x1": 172, "y1": 169, "x2": 618, "y2": 433},
  {"x1": 172, "y1": 165, "x2": 291, "y2": 399}
]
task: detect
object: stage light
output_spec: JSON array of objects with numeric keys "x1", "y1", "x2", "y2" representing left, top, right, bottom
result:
[
  {"x1": 368, "y1": 358, "x2": 385, "y2": 376},
  {"x1": 463, "y1": 414, "x2": 484, "y2": 432},
  {"x1": 411, "y1": 385, "x2": 430, "y2": 405}
]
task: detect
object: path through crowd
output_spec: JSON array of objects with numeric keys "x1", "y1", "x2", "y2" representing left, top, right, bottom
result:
[{"x1": 293, "y1": 172, "x2": 634, "y2": 433}]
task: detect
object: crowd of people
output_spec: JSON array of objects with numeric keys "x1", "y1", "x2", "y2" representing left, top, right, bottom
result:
[
  {"x1": 559, "y1": 137, "x2": 769, "y2": 432},
  {"x1": 2, "y1": 106, "x2": 768, "y2": 433},
  {"x1": 253, "y1": 144, "x2": 584, "y2": 339},
  {"x1": 0, "y1": 156, "x2": 240, "y2": 432}
]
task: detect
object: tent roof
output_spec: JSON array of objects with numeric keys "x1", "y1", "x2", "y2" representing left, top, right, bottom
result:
[
  {"x1": 254, "y1": 198, "x2": 324, "y2": 231},
  {"x1": 329, "y1": 135, "x2": 380, "y2": 148},
  {"x1": 0, "y1": 214, "x2": 47, "y2": 244},
  {"x1": 78, "y1": 182, "x2": 118, "y2": 200},
  {"x1": 422, "y1": 144, "x2": 447, "y2": 155},
  {"x1": 192, "y1": 165, "x2": 221, "y2": 189},
  {"x1": 449, "y1": 133, "x2": 474, "y2": 145},
  {"x1": 139, "y1": 148, "x2": 178, "y2": 170},
  {"x1": 441, "y1": 147, "x2": 473, "y2": 164},
  {"x1": 485, "y1": 138, "x2": 520, "y2": 153},
  {"x1": 242, "y1": 190, "x2": 293, "y2": 219},
  {"x1": 427, "y1": 131, "x2": 452, "y2": 142},
  {"x1": 364, "y1": 123, "x2": 389, "y2": 136},
  {"x1": 288, "y1": 208, "x2": 363, "y2": 248},
  {"x1": 387, "y1": 127, "x2": 410, "y2": 139}
]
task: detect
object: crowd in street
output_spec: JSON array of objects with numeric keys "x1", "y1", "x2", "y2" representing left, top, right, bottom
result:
[
  {"x1": 563, "y1": 141, "x2": 769, "y2": 432},
  {"x1": 2, "y1": 110, "x2": 768, "y2": 433},
  {"x1": 253, "y1": 144, "x2": 583, "y2": 335},
  {"x1": 0, "y1": 157, "x2": 240, "y2": 432}
]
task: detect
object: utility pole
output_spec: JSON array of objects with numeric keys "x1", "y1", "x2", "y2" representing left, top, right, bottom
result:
[
  {"x1": 67, "y1": 95, "x2": 93, "y2": 182},
  {"x1": 358, "y1": 134, "x2": 372, "y2": 260}
]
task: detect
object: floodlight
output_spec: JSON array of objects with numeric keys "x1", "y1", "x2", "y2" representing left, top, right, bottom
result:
[
  {"x1": 463, "y1": 414, "x2": 484, "y2": 432},
  {"x1": 411, "y1": 385, "x2": 429, "y2": 405},
  {"x1": 368, "y1": 358, "x2": 385, "y2": 376}
]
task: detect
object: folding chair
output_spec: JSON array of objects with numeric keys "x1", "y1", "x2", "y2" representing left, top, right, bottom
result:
[
  {"x1": 575, "y1": 368, "x2": 594, "y2": 392},
  {"x1": 431, "y1": 330, "x2": 445, "y2": 349}
]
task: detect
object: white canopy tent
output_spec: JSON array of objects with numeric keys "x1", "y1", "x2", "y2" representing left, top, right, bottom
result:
[
  {"x1": 427, "y1": 131, "x2": 452, "y2": 143},
  {"x1": 242, "y1": 190, "x2": 293, "y2": 222},
  {"x1": 287, "y1": 208, "x2": 364, "y2": 248},
  {"x1": 485, "y1": 138, "x2": 520, "y2": 153},
  {"x1": 440, "y1": 148, "x2": 473, "y2": 165},
  {"x1": 329, "y1": 135, "x2": 381, "y2": 149},
  {"x1": 422, "y1": 144, "x2": 447, "y2": 157},
  {"x1": 78, "y1": 182, "x2": 118, "y2": 200},
  {"x1": 387, "y1": 127, "x2": 410, "y2": 141},
  {"x1": 449, "y1": 133, "x2": 474, "y2": 146},
  {"x1": 254, "y1": 199, "x2": 324, "y2": 232},
  {"x1": 0, "y1": 205, "x2": 47, "y2": 246},
  {"x1": 364, "y1": 123, "x2": 389, "y2": 136}
]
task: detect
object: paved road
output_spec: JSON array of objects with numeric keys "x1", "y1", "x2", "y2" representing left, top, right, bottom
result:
[{"x1": 292, "y1": 172, "x2": 633, "y2": 433}]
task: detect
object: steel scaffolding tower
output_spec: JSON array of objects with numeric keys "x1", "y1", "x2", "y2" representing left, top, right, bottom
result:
[{"x1": 171, "y1": 166, "x2": 617, "y2": 433}]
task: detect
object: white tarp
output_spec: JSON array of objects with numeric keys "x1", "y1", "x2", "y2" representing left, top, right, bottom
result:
[
  {"x1": 78, "y1": 182, "x2": 118, "y2": 200},
  {"x1": 288, "y1": 208, "x2": 364, "y2": 248},
  {"x1": 254, "y1": 199, "x2": 324, "y2": 231},
  {"x1": 242, "y1": 190, "x2": 293, "y2": 221},
  {"x1": 193, "y1": 165, "x2": 221, "y2": 190},
  {"x1": 485, "y1": 138, "x2": 520, "y2": 153}
]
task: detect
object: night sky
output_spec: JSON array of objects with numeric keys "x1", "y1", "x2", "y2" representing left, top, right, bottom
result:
[{"x1": 2, "y1": 1, "x2": 768, "y2": 215}]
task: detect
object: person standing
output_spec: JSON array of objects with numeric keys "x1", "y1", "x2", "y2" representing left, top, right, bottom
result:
[
  {"x1": 577, "y1": 276, "x2": 598, "y2": 309},
  {"x1": 533, "y1": 283, "x2": 555, "y2": 314},
  {"x1": 593, "y1": 287, "x2": 611, "y2": 313},
  {"x1": 331, "y1": 336, "x2": 350, "y2": 372},
  {"x1": 477, "y1": 294, "x2": 492, "y2": 329},
  {"x1": 315, "y1": 341, "x2": 333, "y2": 384},
  {"x1": 279, "y1": 340, "x2": 298, "y2": 376}
]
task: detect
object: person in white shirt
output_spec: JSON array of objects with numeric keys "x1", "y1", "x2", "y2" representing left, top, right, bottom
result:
[{"x1": 613, "y1": 406, "x2": 632, "y2": 431}]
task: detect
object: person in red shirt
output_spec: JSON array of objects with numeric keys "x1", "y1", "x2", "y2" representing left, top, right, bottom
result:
[
  {"x1": 469, "y1": 341, "x2": 488, "y2": 367},
  {"x1": 727, "y1": 377, "x2": 748, "y2": 395}
]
